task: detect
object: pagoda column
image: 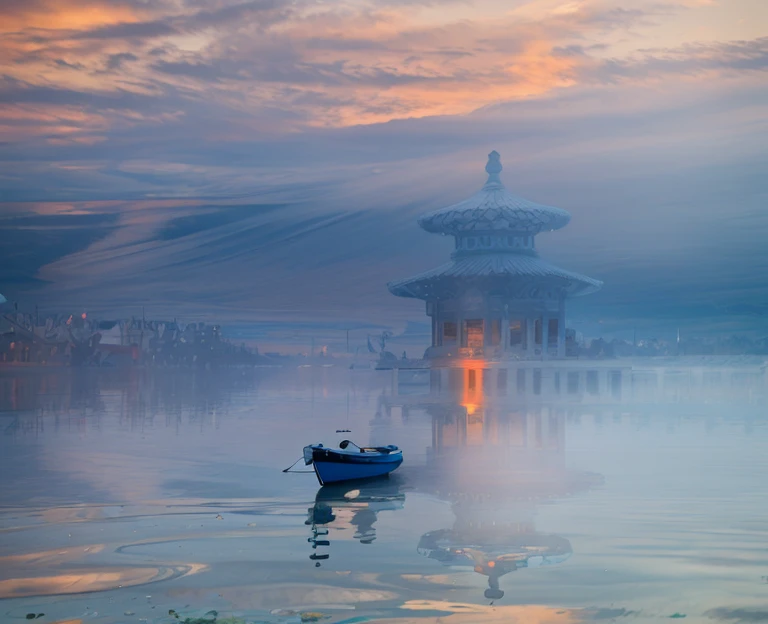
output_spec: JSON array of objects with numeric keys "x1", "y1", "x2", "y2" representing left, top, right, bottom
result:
[
  {"x1": 502, "y1": 305, "x2": 510, "y2": 353},
  {"x1": 525, "y1": 317, "x2": 535, "y2": 358},
  {"x1": 541, "y1": 316, "x2": 549, "y2": 360},
  {"x1": 557, "y1": 299, "x2": 566, "y2": 358},
  {"x1": 483, "y1": 303, "x2": 493, "y2": 353}
]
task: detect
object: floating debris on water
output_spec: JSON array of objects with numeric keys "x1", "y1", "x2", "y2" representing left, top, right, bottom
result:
[
  {"x1": 164, "y1": 609, "x2": 252, "y2": 624},
  {"x1": 301, "y1": 613, "x2": 331, "y2": 622}
]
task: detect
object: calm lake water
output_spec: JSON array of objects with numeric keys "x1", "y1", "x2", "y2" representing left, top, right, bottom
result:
[{"x1": 1, "y1": 363, "x2": 767, "y2": 624}]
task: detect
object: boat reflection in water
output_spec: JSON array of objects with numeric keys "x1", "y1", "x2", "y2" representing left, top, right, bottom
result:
[
  {"x1": 305, "y1": 480, "x2": 405, "y2": 565},
  {"x1": 393, "y1": 365, "x2": 603, "y2": 600}
]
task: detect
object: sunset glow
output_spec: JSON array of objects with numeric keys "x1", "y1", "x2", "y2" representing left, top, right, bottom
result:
[{"x1": 1, "y1": 0, "x2": 765, "y2": 142}]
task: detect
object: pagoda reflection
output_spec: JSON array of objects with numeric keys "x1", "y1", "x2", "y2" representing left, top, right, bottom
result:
[{"x1": 393, "y1": 365, "x2": 603, "y2": 601}]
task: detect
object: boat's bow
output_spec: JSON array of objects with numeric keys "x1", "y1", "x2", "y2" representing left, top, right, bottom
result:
[{"x1": 303, "y1": 444, "x2": 318, "y2": 465}]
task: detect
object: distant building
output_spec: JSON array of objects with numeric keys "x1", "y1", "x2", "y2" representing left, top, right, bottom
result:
[{"x1": 388, "y1": 151, "x2": 601, "y2": 360}]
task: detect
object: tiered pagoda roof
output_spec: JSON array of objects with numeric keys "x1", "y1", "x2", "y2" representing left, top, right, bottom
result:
[
  {"x1": 388, "y1": 151, "x2": 602, "y2": 300},
  {"x1": 418, "y1": 151, "x2": 571, "y2": 235}
]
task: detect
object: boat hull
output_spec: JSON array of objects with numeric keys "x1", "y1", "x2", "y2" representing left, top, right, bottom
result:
[{"x1": 310, "y1": 447, "x2": 403, "y2": 485}]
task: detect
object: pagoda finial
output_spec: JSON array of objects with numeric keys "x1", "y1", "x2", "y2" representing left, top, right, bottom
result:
[{"x1": 484, "y1": 150, "x2": 503, "y2": 187}]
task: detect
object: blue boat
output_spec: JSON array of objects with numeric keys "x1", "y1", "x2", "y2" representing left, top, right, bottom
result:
[{"x1": 303, "y1": 440, "x2": 403, "y2": 485}]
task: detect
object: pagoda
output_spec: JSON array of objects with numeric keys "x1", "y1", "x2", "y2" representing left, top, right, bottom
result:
[{"x1": 388, "y1": 151, "x2": 601, "y2": 360}]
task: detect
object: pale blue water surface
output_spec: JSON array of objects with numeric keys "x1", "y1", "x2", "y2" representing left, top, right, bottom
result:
[{"x1": 0, "y1": 364, "x2": 767, "y2": 624}]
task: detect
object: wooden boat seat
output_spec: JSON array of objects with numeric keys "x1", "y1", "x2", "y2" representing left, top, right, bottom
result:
[
  {"x1": 339, "y1": 440, "x2": 398, "y2": 454},
  {"x1": 359, "y1": 445, "x2": 398, "y2": 454}
]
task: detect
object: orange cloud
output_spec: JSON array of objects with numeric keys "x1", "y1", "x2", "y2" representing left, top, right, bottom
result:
[
  {"x1": 293, "y1": 37, "x2": 580, "y2": 126},
  {"x1": 0, "y1": 0, "x2": 142, "y2": 33}
]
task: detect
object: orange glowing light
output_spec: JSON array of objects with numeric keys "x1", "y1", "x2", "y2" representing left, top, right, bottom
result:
[
  {"x1": 487, "y1": 560, "x2": 496, "y2": 568},
  {"x1": 81, "y1": 313, "x2": 87, "y2": 319},
  {"x1": 460, "y1": 367, "x2": 486, "y2": 444}
]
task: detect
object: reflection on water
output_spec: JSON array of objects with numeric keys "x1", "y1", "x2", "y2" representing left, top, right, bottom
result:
[
  {"x1": 408, "y1": 367, "x2": 592, "y2": 601},
  {"x1": 0, "y1": 361, "x2": 766, "y2": 623},
  {"x1": 0, "y1": 563, "x2": 205, "y2": 599},
  {"x1": 306, "y1": 480, "x2": 406, "y2": 564}
]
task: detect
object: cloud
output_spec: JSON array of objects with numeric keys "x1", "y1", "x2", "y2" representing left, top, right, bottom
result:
[
  {"x1": 0, "y1": 76, "x2": 168, "y2": 110},
  {"x1": 105, "y1": 52, "x2": 139, "y2": 70},
  {"x1": 184, "y1": 0, "x2": 290, "y2": 29},
  {"x1": 0, "y1": 0, "x2": 144, "y2": 32},
  {"x1": 54, "y1": 59, "x2": 85, "y2": 70},
  {"x1": 69, "y1": 20, "x2": 179, "y2": 40},
  {"x1": 584, "y1": 37, "x2": 768, "y2": 82},
  {"x1": 151, "y1": 59, "x2": 244, "y2": 82}
]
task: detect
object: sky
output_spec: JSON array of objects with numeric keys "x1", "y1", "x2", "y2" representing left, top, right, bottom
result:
[{"x1": 0, "y1": 0, "x2": 767, "y2": 345}]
